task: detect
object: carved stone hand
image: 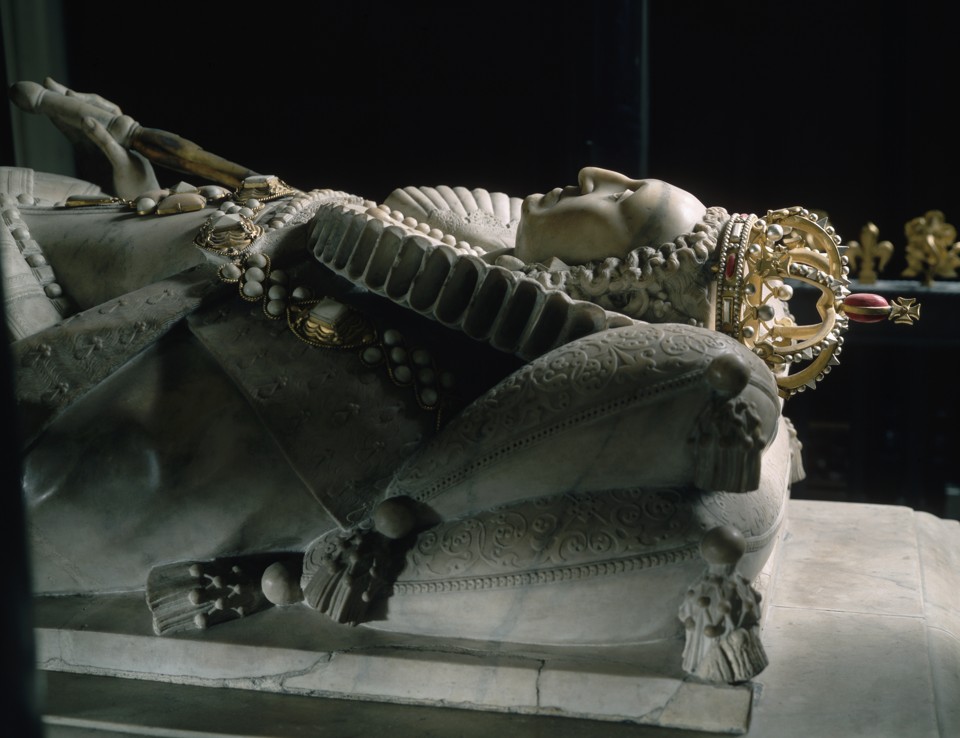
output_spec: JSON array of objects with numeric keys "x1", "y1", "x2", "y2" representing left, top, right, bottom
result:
[{"x1": 10, "y1": 77, "x2": 158, "y2": 198}]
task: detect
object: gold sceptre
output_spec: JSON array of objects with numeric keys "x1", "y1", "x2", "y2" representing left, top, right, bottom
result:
[{"x1": 10, "y1": 80, "x2": 259, "y2": 189}]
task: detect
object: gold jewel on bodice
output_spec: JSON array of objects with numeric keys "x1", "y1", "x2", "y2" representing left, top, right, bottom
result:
[
  {"x1": 288, "y1": 298, "x2": 377, "y2": 350},
  {"x1": 193, "y1": 176, "x2": 298, "y2": 257},
  {"x1": 216, "y1": 246, "x2": 451, "y2": 418},
  {"x1": 234, "y1": 175, "x2": 298, "y2": 203},
  {"x1": 714, "y1": 207, "x2": 920, "y2": 398},
  {"x1": 195, "y1": 212, "x2": 264, "y2": 258}
]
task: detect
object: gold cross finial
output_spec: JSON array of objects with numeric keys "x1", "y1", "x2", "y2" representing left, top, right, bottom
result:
[{"x1": 889, "y1": 297, "x2": 921, "y2": 325}]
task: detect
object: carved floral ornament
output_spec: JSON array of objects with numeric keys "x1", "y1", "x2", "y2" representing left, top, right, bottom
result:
[{"x1": 401, "y1": 487, "x2": 696, "y2": 584}]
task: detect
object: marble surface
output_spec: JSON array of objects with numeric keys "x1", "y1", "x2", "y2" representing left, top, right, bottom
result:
[
  {"x1": 40, "y1": 671, "x2": 719, "y2": 738},
  {"x1": 772, "y1": 498, "x2": 924, "y2": 616},
  {"x1": 747, "y1": 501, "x2": 958, "y2": 738},
  {"x1": 33, "y1": 500, "x2": 960, "y2": 737},
  {"x1": 33, "y1": 591, "x2": 752, "y2": 732}
]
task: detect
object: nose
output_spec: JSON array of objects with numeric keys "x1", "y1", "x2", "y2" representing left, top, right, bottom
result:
[{"x1": 577, "y1": 167, "x2": 642, "y2": 194}]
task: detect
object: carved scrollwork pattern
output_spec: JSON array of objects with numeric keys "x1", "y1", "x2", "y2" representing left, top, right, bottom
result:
[
  {"x1": 694, "y1": 471, "x2": 786, "y2": 547},
  {"x1": 457, "y1": 325, "x2": 732, "y2": 440},
  {"x1": 400, "y1": 487, "x2": 697, "y2": 586},
  {"x1": 391, "y1": 323, "x2": 753, "y2": 501}
]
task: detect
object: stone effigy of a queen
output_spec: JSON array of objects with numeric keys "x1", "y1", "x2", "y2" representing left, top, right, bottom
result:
[{"x1": 5, "y1": 78, "x2": 922, "y2": 728}]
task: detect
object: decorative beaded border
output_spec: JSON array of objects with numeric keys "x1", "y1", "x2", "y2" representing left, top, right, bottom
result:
[
  {"x1": 1, "y1": 193, "x2": 72, "y2": 317},
  {"x1": 714, "y1": 213, "x2": 757, "y2": 340}
]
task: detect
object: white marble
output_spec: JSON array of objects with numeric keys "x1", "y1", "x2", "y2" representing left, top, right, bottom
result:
[
  {"x1": 746, "y1": 500, "x2": 959, "y2": 738},
  {"x1": 751, "y1": 608, "x2": 938, "y2": 737},
  {"x1": 926, "y1": 628, "x2": 960, "y2": 738},
  {"x1": 24, "y1": 204, "x2": 210, "y2": 310},
  {"x1": 915, "y1": 512, "x2": 960, "y2": 737},
  {"x1": 773, "y1": 500, "x2": 924, "y2": 617},
  {"x1": 33, "y1": 500, "x2": 960, "y2": 737},
  {"x1": 11, "y1": 79, "x2": 800, "y2": 679},
  {"x1": 538, "y1": 665, "x2": 752, "y2": 733},
  {"x1": 915, "y1": 511, "x2": 960, "y2": 636},
  {"x1": 39, "y1": 671, "x2": 664, "y2": 738},
  {"x1": 282, "y1": 650, "x2": 542, "y2": 711},
  {"x1": 514, "y1": 168, "x2": 707, "y2": 266},
  {"x1": 16, "y1": 159, "x2": 789, "y2": 655},
  {"x1": 33, "y1": 592, "x2": 752, "y2": 731},
  {"x1": 11, "y1": 78, "x2": 954, "y2": 736}
]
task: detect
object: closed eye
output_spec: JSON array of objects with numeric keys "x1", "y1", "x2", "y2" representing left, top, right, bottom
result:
[{"x1": 608, "y1": 189, "x2": 634, "y2": 202}]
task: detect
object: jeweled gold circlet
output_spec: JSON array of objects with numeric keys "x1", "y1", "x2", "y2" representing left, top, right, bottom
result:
[{"x1": 714, "y1": 207, "x2": 920, "y2": 398}]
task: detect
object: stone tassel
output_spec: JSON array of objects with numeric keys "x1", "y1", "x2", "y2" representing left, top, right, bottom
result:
[
  {"x1": 689, "y1": 353, "x2": 767, "y2": 492},
  {"x1": 679, "y1": 526, "x2": 768, "y2": 684}
]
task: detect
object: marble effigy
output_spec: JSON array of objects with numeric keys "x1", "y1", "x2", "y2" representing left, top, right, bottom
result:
[{"x1": 8, "y1": 78, "x2": 922, "y2": 731}]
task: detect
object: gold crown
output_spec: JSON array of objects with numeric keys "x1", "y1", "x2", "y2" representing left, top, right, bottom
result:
[{"x1": 713, "y1": 207, "x2": 920, "y2": 398}]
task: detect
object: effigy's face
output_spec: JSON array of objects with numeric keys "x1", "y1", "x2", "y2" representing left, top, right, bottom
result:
[{"x1": 515, "y1": 167, "x2": 706, "y2": 265}]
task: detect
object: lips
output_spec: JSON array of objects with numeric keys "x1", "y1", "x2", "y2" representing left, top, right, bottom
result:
[{"x1": 541, "y1": 187, "x2": 563, "y2": 208}]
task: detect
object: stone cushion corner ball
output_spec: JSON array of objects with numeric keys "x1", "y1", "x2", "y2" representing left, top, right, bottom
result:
[{"x1": 261, "y1": 561, "x2": 303, "y2": 606}]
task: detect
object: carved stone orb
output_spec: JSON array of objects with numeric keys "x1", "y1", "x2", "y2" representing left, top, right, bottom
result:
[
  {"x1": 700, "y1": 525, "x2": 746, "y2": 566},
  {"x1": 373, "y1": 496, "x2": 417, "y2": 540},
  {"x1": 261, "y1": 561, "x2": 303, "y2": 606},
  {"x1": 704, "y1": 353, "x2": 751, "y2": 398}
]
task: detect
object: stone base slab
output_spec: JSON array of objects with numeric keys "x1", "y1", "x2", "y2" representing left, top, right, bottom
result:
[
  {"x1": 34, "y1": 500, "x2": 960, "y2": 736},
  {"x1": 34, "y1": 590, "x2": 752, "y2": 733}
]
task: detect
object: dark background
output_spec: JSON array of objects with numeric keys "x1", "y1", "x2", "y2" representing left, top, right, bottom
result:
[
  {"x1": 46, "y1": 0, "x2": 960, "y2": 257},
  {"x1": 5, "y1": 0, "x2": 959, "y2": 519}
]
